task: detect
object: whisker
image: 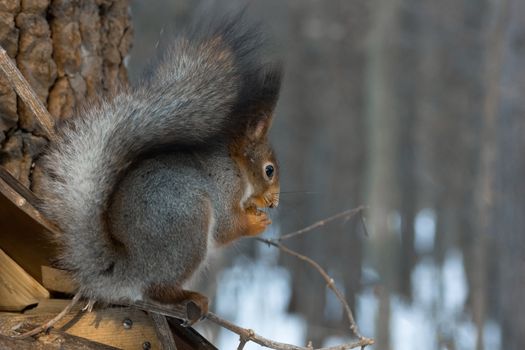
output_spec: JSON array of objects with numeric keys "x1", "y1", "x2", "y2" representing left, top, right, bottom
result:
[{"x1": 273, "y1": 191, "x2": 320, "y2": 195}]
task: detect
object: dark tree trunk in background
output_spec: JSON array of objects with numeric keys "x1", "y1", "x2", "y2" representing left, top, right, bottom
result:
[
  {"x1": 365, "y1": 1, "x2": 404, "y2": 348},
  {"x1": 471, "y1": 1, "x2": 508, "y2": 349},
  {"x1": 495, "y1": 0, "x2": 525, "y2": 347},
  {"x1": 394, "y1": 0, "x2": 421, "y2": 301},
  {"x1": 0, "y1": 0, "x2": 132, "y2": 188}
]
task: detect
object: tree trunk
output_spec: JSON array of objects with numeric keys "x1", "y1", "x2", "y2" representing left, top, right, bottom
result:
[
  {"x1": 471, "y1": 1, "x2": 508, "y2": 349},
  {"x1": 365, "y1": 1, "x2": 404, "y2": 348},
  {"x1": 0, "y1": 0, "x2": 132, "y2": 188},
  {"x1": 495, "y1": 0, "x2": 525, "y2": 347}
]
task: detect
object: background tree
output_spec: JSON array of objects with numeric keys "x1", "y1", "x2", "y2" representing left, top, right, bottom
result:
[{"x1": 0, "y1": 0, "x2": 132, "y2": 189}]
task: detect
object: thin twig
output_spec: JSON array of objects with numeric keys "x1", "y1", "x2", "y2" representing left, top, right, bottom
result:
[
  {"x1": 278, "y1": 206, "x2": 366, "y2": 241},
  {"x1": 256, "y1": 238, "x2": 364, "y2": 340},
  {"x1": 127, "y1": 300, "x2": 187, "y2": 320},
  {"x1": 12, "y1": 292, "x2": 82, "y2": 339},
  {"x1": 206, "y1": 312, "x2": 374, "y2": 350},
  {"x1": 0, "y1": 45, "x2": 57, "y2": 141}
]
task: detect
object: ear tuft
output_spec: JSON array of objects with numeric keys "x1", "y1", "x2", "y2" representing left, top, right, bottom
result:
[{"x1": 248, "y1": 116, "x2": 272, "y2": 141}]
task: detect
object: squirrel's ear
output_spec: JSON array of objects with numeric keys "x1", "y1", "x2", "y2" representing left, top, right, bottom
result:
[
  {"x1": 247, "y1": 114, "x2": 273, "y2": 141},
  {"x1": 235, "y1": 62, "x2": 282, "y2": 142},
  {"x1": 245, "y1": 64, "x2": 282, "y2": 141}
]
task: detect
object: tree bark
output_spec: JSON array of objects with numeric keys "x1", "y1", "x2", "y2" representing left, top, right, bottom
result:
[{"x1": 0, "y1": 0, "x2": 132, "y2": 189}]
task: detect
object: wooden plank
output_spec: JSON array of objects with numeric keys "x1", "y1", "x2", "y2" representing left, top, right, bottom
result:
[
  {"x1": 0, "y1": 167, "x2": 58, "y2": 234},
  {"x1": 20, "y1": 299, "x2": 218, "y2": 350},
  {"x1": 0, "y1": 249, "x2": 49, "y2": 312},
  {"x1": 23, "y1": 299, "x2": 83, "y2": 315},
  {"x1": 23, "y1": 299, "x2": 217, "y2": 350},
  {"x1": 0, "y1": 169, "x2": 58, "y2": 282},
  {"x1": 41, "y1": 265, "x2": 77, "y2": 293},
  {"x1": 0, "y1": 302, "x2": 161, "y2": 350},
  {"x1": 61, "y1": 306, "x2": 161, "y2": 350}
]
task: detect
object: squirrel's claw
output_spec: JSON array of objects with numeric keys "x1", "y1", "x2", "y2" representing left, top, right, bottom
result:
[{"x1": 82, "y1": 299, "x2": 96, "y2": 312}]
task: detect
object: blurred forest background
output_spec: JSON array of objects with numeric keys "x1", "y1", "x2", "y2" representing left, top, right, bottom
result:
[
  {"x1": 0, "y1": 0, "x2": 517, "y2": 349},
  {"x1": 129, "y1": 0, "x2": 525, "y2": 349}
]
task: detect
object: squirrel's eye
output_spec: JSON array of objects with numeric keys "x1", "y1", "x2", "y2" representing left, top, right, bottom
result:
[{"x1": 265, "y1": 164, "x2": 275, "y2": 179}]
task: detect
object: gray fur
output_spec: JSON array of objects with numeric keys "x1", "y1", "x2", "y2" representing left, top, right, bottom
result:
[{"x1": 101, "y1": 149, "x2": 242, "y2": 302}]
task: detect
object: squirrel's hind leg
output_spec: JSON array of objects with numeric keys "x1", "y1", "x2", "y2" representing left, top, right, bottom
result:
[{"x1": 144, "y1": 283, "x2": 209, "y2": 326}]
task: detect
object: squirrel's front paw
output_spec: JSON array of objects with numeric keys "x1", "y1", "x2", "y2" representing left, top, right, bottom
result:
[{"x1": 245, "y1": 208, "x2": 272, "y2": 236}]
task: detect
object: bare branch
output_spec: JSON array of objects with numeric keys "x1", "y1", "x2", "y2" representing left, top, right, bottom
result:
[
  {"x1": 0, "y1": 45, "x2": 57, "y2": 142},
  {"x1": 278, "y1": 206, "x2": 366, "y2": 241},
  {"x1": 11, "y1": 292, "x2": 82, "y2": 339},
  {"x1": 206, "y1": 312, "x2": 374, "y2": 350},
  {"x1": 125, "y1": 300, "x2": 188, "y2": 320}
]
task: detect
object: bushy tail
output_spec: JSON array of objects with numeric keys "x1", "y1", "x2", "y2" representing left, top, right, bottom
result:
[{"x1": 37, "y1": 14, "x2": 282, "y2": 282}]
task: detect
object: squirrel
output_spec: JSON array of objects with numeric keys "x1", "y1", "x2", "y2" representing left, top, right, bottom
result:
[{"x1": 35, "y1": 14, "x2": 282, "y2": 322}]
